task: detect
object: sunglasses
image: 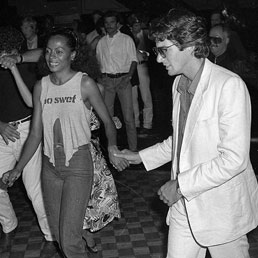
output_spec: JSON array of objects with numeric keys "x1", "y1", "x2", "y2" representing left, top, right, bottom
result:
[
  {"x1": 209, "y1": 36, "x2": 223, "y2": 45},
  {"x1": 152, "y1": 44, "x2": 174, "y2": 58}
]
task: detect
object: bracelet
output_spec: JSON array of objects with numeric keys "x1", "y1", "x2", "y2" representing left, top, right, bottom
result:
[{"x1": 19, "y1": 54, "x2": 23, "y2": 64}]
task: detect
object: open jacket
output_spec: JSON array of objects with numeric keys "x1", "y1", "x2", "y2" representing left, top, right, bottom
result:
[{"x1": 139, "y1": 59, "x2": 258, "y2": 246}]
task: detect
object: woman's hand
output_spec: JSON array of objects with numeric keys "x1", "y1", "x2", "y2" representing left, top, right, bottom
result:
[
  {"x1": 2, "y1": 168, "x2": 22, "y2": 187},
  {"x1": 108, "y1": 145, "x2": 130, "y2": 171},
  {"x1": 114, "y1": 149, "x2": 142, "y2": 164}
]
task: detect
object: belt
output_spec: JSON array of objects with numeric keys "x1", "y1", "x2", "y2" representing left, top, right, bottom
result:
[
  {"x1": 10, "y1": 115, "x2": 32, "y2": 126},
  {"x1": 138, "y1": 60, "x2": 147, "y2": 65},
  {"x1": 102, "y1": 73, "x2": 128, "y2": 78}
]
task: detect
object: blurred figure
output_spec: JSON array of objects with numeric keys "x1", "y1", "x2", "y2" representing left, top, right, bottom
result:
[
  {"x1": 210, "y1": 10, "x2": 247, "y2": 60},
  {"x1": 208, "y1": 24, "x2": 257, "y2": 81},
  {"x1": 20, "y1": 16, "x2": 44, "y2": 51},
  {"x1": 88, "y1": 17, "x2": 106, "y2": 51},
  {"x1": 131, "y1": 17, "x2": 153, "y2": 135},
  {"x1": 86, "y1": 10, "x2": 103, "y2": 46},
  {"x1": 208, "y1": 24, "x2": 235, "y2": 71}
]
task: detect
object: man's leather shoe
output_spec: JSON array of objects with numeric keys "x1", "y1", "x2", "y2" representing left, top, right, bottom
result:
[
  {"x1": 40, "y1": 241, "x2": 59, "y2": 258},
  {"x1": 0, "y1": 229, "x2": 16, "y2": 253}
]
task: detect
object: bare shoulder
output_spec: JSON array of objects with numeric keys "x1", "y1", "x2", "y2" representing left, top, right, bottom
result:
[
  {"x1": 81, "y1": 74, "x2": 99, "y2": 99},
  {"x1": 81, "y1": 74, "x2": 96, "y2": 89}
]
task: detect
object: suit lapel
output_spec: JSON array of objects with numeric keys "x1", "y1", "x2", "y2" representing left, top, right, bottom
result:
[
  {"x1": 171, "y1": 77, "x2": 180, "y2": 179},
  {"x1": 180, "y1": 60, "x2": 211, "y2": 157}
]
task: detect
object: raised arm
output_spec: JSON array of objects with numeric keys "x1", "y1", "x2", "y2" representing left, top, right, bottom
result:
[
  {"x1": 0, "y1": 61, "x2": 33, "y2": 107},
  {"x1": 0, "y1": 49, "x2": 43, "y2": 107}
]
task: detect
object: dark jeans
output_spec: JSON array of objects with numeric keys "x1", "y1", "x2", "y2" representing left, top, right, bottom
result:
[{"x1": 42, "y1": 144, "x2": 93, "y2": 258}]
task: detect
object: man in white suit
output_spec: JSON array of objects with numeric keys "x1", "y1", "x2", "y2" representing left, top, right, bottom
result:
[{"x1": 115, "y1": 8, "x2": 258, "y2": 258}]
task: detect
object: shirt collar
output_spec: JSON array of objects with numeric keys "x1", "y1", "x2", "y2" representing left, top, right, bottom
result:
[
  {"x1": 107, "y1": 30, "x2": 120, "y2": 39},
  {"x1": 177, "y1": 59, "x2": 205, "y2": 95}
]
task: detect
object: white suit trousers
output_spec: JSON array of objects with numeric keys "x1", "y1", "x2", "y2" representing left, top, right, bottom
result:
[
  {"x1": 0, "y1": 121, "x2": 53, "y2": 241},
  {"x1": 167, "y1": 200, "x2": 250, "y2": 258}
]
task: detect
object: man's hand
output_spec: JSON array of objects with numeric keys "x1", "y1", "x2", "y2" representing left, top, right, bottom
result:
[
  {"x1": 157, "y1": 179, "x2": 182, "y2": 206},
  {"x1": 0, "y1": 122, "x2": 20, "y2": 145},
  {"x1": 114, "y1": 149, "x2": 142, "y2": 164},
  {"x1": 2, "y1": 168, "x2": 22, "y2": 187}
]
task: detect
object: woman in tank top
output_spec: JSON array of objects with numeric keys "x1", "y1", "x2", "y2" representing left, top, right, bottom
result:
[{"x1": 1, "y1": 28, "x2": 129, "y2": 258}]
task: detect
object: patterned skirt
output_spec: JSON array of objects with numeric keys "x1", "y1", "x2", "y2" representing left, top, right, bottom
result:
[{"x1": 83, "y1": 137, "x2": 121, "y2": 232}]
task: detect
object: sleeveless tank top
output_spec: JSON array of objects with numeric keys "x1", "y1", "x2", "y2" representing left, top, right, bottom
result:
[{"x1": 40, "y1": 71, "x2": 91, "y2": 166}]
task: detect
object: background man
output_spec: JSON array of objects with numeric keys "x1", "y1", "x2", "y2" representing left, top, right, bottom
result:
[{"x1": 96, "y1": 11, "x2": 138, "y2": 151}]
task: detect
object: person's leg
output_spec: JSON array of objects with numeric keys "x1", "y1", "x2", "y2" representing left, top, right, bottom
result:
[
  {"x1": 100, "y1": 77, "x2": 116, "y2": 117},
  {"x1": 41, "y1": 153, "x2": 63, "y2": 245},
  {"x1": 82, "y1": 230, "x2": 98, "y2": 253},
  {"x1": 117, "y1": 76, "x2": 137, "y2": 151},
  {"x1": 132, "y1": 85, "x2": 140, "y2": 128},
  {"x1": 59, "y1": 145, "x2": 93, "y2": 258},
  {"x1": 208, "y1": 235, "x2": 250, "y2": 258},
  {"x1": 0, "y1": 136, "x2": 18, "y2": 234},
  {"x1": 19, "y1": 123, "x2": 53, "y2": 241},
  {"x1": 167, "y1": 202, "x2": 206, "y2": 258},
  {"x1": 137, "y1": 64, "x2": 153, "y2": 129}
]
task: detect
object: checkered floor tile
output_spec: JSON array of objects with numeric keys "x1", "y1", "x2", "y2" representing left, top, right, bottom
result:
[{"x1": 1, "y1": 168, "x2": 258, "y2": 258}]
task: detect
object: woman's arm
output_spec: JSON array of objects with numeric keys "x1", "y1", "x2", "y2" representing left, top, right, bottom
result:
[
  {"x1": 10, "y1": 65, "x2": 33, "y2": 107},
  {"x1": 81, "y1": 76, "x2": 116, "y2": 146},
  {"x1": 0, "y1": 59, "x2": 33, "y2": 107},
  {"x1": 81, "y1": 75, "x2": 129, "y2": 171}
]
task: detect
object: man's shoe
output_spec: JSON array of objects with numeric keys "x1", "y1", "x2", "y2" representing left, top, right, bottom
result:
[
  {"x1": 0, "y1": 229, "x2": 16, "y2": 253},
  {"x1": 40, "y1": 241, "x2": 59, "y2": 258}
]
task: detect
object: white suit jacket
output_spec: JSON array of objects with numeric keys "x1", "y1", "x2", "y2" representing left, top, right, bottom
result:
[{"x1": 139, "y1": 59, "x2": 258, "y2": 246}]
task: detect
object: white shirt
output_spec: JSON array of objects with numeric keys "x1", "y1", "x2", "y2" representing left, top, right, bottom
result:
[{"x1": 96, "y1": 31, "x2": 137, "y2": 74}]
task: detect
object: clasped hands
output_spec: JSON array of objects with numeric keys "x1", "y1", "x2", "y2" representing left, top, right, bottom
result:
[
  {"x1": 114, "y1": 149, "x2": 182, "y2": 207},
  {"x1": 109, "y1": 147, "x2": 141, "y2": 171},
  {"x1": 0, "y1": 54, "x2": 19, "y2": 70}
]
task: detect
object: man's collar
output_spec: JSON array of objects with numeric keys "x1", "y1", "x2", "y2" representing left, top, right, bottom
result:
[
  {"x1": 107, "y1": 30, "x2": 120, "y2": 38},
  {"x1": 177, "y1": 59, "x2": 205, "y2": 95}
]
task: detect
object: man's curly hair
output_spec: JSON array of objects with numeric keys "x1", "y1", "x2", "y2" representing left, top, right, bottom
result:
[
  {"x1": 0, "y1": 26, "x2": 24, "y2": 54},
  {"x1": 149, "y1": 9, "x2": 210, "y2": 59}
]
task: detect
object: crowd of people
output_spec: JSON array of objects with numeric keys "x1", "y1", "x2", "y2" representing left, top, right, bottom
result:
[{"x1": 0, "y1": 6, "x2": 257, "y2": 258}]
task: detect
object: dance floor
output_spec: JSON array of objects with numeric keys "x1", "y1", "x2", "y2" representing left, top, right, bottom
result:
[
  {"x1": 1, "y1": 76, "x2": 258, "y2": 257},
  {"x1": 1, "y1": 166, "x2": 258, "y2": 258}
]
